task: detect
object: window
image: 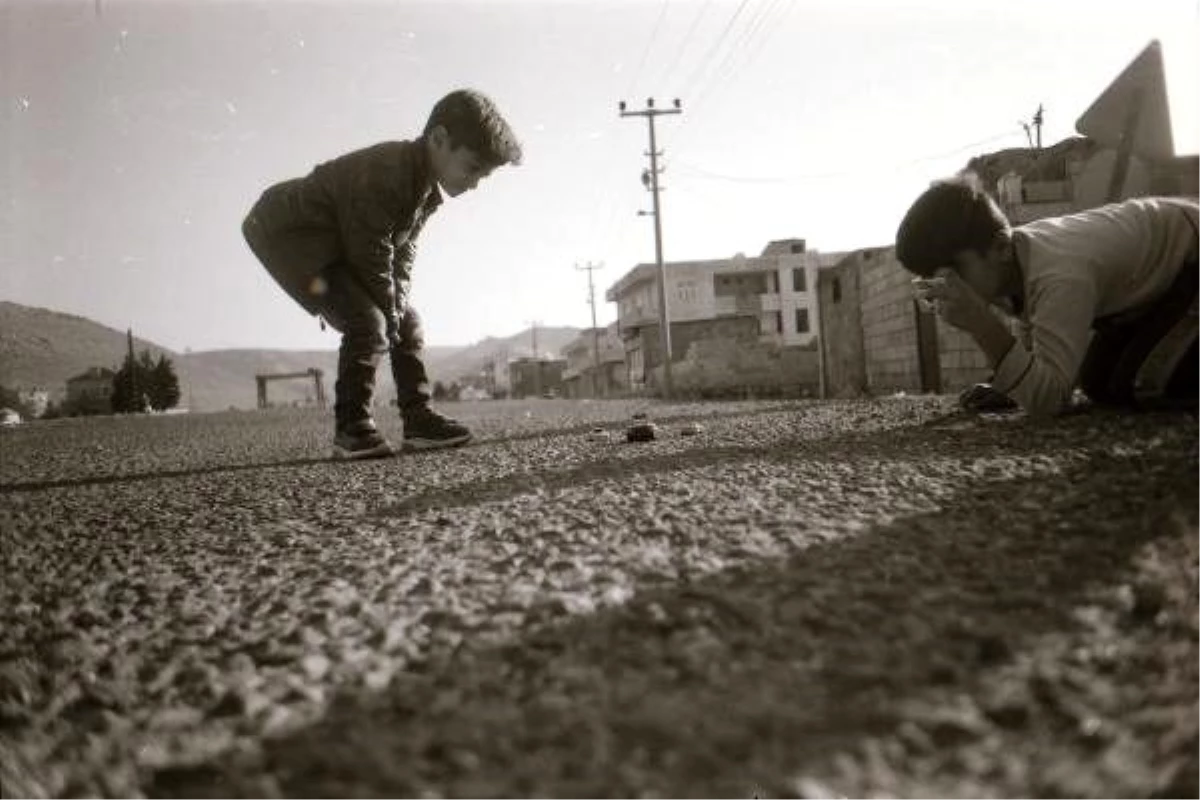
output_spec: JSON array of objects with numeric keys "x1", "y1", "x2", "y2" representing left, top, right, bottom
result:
[
  {"x1": 790, "y1": 241, "x2": 806, "y2": 254},
  {"x1": 792, "y1": 268, "x2": 807, "y2": 293},
  {"x1": 795, "y1": 308, "x2": 810, "y2": 333},
  {"x1": 769, "y1": 271, "x2": 779, "y2": 293},
  {"x1": 715, "y1": 271, "x2": 769, "y2": 297},
  {"x1": 832, "y1": 277, "x2": 842, "y2": 303}
]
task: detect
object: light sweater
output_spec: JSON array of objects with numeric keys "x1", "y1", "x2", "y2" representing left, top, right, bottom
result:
[{"x1": 993, "y1": 196, "x2": 1199, "y2": 416}]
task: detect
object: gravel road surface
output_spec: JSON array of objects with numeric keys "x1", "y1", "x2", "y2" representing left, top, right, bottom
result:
[{"x1": 1, "y1": 398, "x2": 1196, "y2": 798}]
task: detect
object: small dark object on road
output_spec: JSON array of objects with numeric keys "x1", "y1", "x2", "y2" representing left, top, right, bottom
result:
[
  {"x1": 586, "y1": 427, "x2": 609, "y2": 443},
  {"x1": 626, "y1": 422, "x2": 657, "y2": 442},
  {"x1": 680, "y1": 422, "x2": 704, "y2": 436}
]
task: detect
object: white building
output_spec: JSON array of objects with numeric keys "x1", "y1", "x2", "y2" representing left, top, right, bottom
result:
[{"x1": 606, "y1": 239, "x2": 845, "y2": 391}]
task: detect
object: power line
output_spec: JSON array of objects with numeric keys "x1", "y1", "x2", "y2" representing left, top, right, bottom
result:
[
  {"x1": 686, "y1": 0, "x2": 788, "y2": 117},
  {"x1": 670, "y1": 128, "x2": 1027, "y2": 185},
  {"x1": 624, "y1": 0, "x2": 672, "y2": 98},
  {"x1": 668, "y1": 0, "x2": 781, "y2": 157},
  {"x1": 658, "y1": 0, "x2": 714, "y2": 95},
  {"x1": 582, "y1": 0, "x2": 672, "y2": 264},
  {"x1": 686, "y1": 0, "x2": 782, "y2": 113},
  {"x1": 674, "y1": 0, "x2": 753, "y2": 103}
]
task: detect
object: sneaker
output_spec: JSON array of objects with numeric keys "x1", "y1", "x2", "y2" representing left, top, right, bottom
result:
[
  {"x1": 402, "y1": 407, "x2": 472, "y2": 450},
  {"x1": 332, "y1": 422, "x2": 393, "y2": 460}
]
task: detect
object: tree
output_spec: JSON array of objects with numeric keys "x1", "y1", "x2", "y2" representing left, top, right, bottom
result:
[
  {"x1": 112, "y1": 349, "x2": 180, "y2": 412},
  {"x1": 111, "y1": 353, "x2": 140, "y2": 414},
  {"x1": 149, "y1": 354, "x2": 181, "y2": 411}
]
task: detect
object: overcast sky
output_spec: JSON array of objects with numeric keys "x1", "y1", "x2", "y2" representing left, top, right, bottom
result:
[{"x1": 2, "y1": 0, "x2": 1197, "y2": 352}]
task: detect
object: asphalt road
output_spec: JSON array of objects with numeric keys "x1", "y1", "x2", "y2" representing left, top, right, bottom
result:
[{"x1": 1, "y1": 398, "x2": 1196, "y2": 798}]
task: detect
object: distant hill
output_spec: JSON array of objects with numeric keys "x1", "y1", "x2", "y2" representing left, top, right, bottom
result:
[
  {"x1": 0, "y1": 301, "x2": 174, "y2": 396},
  {"x1": 0, "y1": 301, "x2": 578, "y2": 411},
  {"x1": 427, "y1": 326, "x2": 582, "y2": 383}
]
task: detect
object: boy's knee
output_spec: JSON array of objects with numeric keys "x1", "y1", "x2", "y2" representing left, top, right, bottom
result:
[
  {"x1": 340, "y1": 308, "x2": 390, "y2": 353},
  {"x1": 395, "y1": 308, "x2": 425, "y2": 353}
]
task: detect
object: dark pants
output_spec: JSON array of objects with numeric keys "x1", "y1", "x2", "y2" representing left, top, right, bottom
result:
[
  {"x1": 242, "y1": 215, "x2": 430, "y2": 430},
  {"x1": 1079, "y1": 258, "x2": 1198, "y2": 409},
  {"x1": 318, "y1": 264, "x2": 432, "y2": 429}
]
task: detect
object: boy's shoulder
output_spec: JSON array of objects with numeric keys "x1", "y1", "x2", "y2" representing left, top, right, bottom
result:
[
  {"x1": 311, "y1": 139, "x2": 432, "y2": 194},
  {"x1": 321, "y1": 139, "x2": 420, "y2": 170}
]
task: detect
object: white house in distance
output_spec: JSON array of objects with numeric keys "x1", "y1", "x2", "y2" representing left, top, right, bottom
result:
[{"x1": 606, "y1": 238, "x2": 844, "y2": 393}]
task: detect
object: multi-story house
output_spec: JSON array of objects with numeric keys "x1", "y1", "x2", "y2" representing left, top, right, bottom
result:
[
  {"x1": 606, "y1": 238, "x2": 844, "y2": 395},
  {"x1": 508, "y1": 357, "x2": 567, "y2": 399},
  {"x1": 65, "y1": 367, "x2": 115, "y2": 414},
  {"x1": 561, "y1": 323, "x2": 626, "y2": 399}
]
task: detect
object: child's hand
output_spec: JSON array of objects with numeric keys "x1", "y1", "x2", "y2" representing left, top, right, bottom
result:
[
  {"x1": 911, "y1": 276, "x2": 946, "y2": 314},
  {"x1": 925, "y1": 267, "x2": 993, "y2": 331}
]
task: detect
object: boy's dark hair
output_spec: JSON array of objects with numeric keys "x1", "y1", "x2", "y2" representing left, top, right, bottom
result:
[
  {"x1": 895, "y1": 173, "x2": 1010, "y2": 277},
  {"x1": 424, "y1": 89, "x2": 523, "y2": 168}
]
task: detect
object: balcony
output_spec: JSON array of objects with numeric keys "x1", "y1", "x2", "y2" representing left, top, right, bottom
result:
[
  {"x1": 715, "y1": 294, "x2": 763, "y2": 316},
  {"x1": 618, "y1": 306, "x2": 660, "y2": 329}
]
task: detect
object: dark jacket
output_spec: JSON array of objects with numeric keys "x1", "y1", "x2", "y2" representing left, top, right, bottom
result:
[{"x1": 244, "y1": 138, "x2": 443, "y2": 318}]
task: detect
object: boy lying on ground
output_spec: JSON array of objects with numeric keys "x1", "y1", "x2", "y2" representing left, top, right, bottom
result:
[{"x1": 896, "y1": 174, "x2": 1198, "y2": 416}]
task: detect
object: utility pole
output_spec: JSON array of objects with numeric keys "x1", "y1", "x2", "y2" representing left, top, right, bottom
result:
[
  {"x1": 527, "y1": 319, "x2": 541, "y2": 398},
  {"x1": 576, "y1": 261, "x2": 604, "y2": 397},
  {"x1": 126, "y1": 328, "x2": 138, "y2": 411},
  {"x1": 620, "y1": 97, "x2": 681, "y2": 400}
]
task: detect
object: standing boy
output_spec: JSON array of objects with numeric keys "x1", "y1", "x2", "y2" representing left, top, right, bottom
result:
[
  {"x1": 896, "y1": 174, "x2": 1197, "y2": 416},
  {"x1": 243, "y1": 89, "x2": 522, "y2": 457}
]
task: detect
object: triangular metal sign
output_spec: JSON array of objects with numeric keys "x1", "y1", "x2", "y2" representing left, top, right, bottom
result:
[{"x1": 1076, "y1": 40, "x2": 1175, "y2": 161}]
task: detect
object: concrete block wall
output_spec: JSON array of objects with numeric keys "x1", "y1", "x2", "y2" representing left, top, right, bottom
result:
[
  {"x1": 667, "y1": 319, "x2": 820, "y2": 397},
  {"x1": 817, "y1": 261, "x2": 867, "y2": 397},
  {"x1": 937, "y1": 322, "x2": 992, "y2": 390},
  {"x1": 633, "y1": 316, "x2": 759, "y2": 372},
  {"x1": 858, "y1": 249, "x2": 923, "y2": 393},
  {"x1": 827, "y1": 246, "x2": 992, "y2": 395}
]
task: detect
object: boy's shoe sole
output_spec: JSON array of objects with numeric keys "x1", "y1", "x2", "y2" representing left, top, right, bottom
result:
[
  {"x1": 402, "y1": 433, "x2": 472, "y2": 451},
  {"x1": 331, "y1": 441, "x2": 394, "y2": 460}
]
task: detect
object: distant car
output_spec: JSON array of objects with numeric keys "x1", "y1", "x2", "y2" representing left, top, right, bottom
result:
[{"x1": 0, "y1": 408, "x2": 22, "y2": 427}]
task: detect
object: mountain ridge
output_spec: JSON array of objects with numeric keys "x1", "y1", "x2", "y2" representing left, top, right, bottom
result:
[{"x1": 0, "y1": 300, "x2": 580, "y2": 411}]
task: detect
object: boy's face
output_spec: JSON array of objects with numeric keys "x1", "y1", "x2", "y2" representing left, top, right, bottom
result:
[
  {"x1": 950, "y1": 245, "x2": 1007, "y2": 302},
  {"x1": 428, "y1": 126, "x2": 495, "y2": 197}
]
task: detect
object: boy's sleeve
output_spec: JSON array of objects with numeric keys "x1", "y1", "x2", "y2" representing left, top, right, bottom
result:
[
  {"x1": 992, "y1": 275, "x2": 1097, "y2": 416},
  {"x1": 341, "y1": 167, "x2": 416, "y2": 319},
  {"x1": 392, "y1": 239, "x2": 418, "y2": 310}
]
